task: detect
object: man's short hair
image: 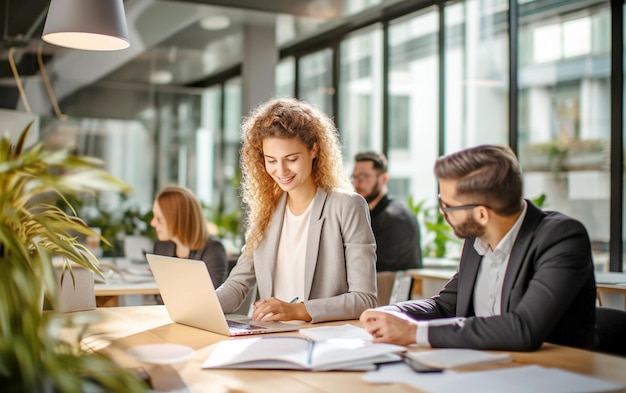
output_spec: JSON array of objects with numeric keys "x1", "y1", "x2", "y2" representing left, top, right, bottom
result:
[
  {"x1": 434, "y1": 145, "x2": 523, "y2": 216},
  {"x1": 355, "y1": 151, "x2": 388, "y2": 172}
]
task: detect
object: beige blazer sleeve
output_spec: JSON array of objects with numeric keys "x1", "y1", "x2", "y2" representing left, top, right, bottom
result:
[{"x1": 217, "y1": 188, "x2": 377, "y2": 322}]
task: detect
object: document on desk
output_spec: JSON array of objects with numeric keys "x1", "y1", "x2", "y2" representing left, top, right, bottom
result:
[
  {"x1": 202, "y1": 335, "x2": 404, "y2": 371},
  {"x1": 364, "y1": 363, "x2": 624, "y2": 393},
  {"x1": 404, "y1": 348, "x2": 512, "y2": 369},
  {"x1": 298, "y1": 323, "x2": 373, "y2": 341}
]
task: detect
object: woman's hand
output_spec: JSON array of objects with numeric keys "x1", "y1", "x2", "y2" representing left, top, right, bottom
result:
[{"x1": 251, "y1": 297, "x2": 311, "y2": 322}]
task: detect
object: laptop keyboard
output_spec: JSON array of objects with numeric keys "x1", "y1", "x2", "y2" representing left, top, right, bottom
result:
[{"x1": 227, "y1": 319, "x2": 267, "y2": 331}]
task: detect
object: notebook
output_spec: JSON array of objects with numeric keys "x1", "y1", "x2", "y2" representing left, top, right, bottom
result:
[{"x1": 146, "y1": 254, "x2": 300, "y2": 336}]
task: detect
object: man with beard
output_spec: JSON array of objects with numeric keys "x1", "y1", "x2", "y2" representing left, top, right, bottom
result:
[
  {"x1": 352, "y1": 152, "x2": 422, "y2": 271},
  {"x1": 360, "y1": 145, "x2": 598, "y2": 351}
]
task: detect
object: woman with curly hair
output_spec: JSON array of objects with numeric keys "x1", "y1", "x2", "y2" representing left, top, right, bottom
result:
[{"x1": 216, "y1": 97, "x2": 377, "y2": 323}]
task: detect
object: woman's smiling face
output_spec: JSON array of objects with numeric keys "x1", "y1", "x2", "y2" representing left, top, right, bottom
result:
[{"x1": 262, "y1": 137, "x2": 316, "y2": 193}]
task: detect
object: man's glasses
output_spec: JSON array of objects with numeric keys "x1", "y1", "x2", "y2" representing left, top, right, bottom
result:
[
  {"x1": 351, "y1": 173, "x2": 376, "y2": 182},
  {"x1": 438, "y1": 194, "x2": 485, "y2": 213}
]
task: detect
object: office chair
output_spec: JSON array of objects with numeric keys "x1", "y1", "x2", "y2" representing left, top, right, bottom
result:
[
  {"x1": 595, "y1": 306, "x2": 626, "y2": 357},
  {"x1": 376, "y1": 271, "x2": 413, "y2": 306}
]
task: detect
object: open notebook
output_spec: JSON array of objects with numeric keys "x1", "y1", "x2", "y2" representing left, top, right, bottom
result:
[{"x1": 146, "y1": 254, "x2": 299, "y2": 336}]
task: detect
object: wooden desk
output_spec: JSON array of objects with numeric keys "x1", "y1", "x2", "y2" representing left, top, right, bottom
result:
[
  {"x1": 408, "y1": 268, "x2": 626, "y2": 310},
  {"x1": 407, "y1": 268, "x2": 455, "y2": 299},
  {"x1": 595, "y1": 272, "x2": 626, "y2": 302},
  {"x1": 65, "y1": 306, "x2": 626, "y2": 393},
  {"x1": 94, "y1": 281, "x2": 159, "y2": 307}
]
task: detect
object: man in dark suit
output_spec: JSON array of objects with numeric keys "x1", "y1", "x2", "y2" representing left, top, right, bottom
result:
[
  {"x1": 360, "y1": 145, "x2": 598, "y2": 351},
  {"x1": 352, "y1": 151, "x2": 422, "y2": 271}
]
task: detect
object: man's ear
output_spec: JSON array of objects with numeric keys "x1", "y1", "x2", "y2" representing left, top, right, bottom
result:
[
  {"x1": 380, "y1": 172, "x2": 390, "y2": 185},
  {"x1": 475, "y1": 205, "x2": 490, "y2": 224}
]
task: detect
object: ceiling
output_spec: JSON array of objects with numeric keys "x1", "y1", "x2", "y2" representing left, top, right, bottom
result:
[{"x1": 0, "y1": 0, "x2": 360, "y2": 114}]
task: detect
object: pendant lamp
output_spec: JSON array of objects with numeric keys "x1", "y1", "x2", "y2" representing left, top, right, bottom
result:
[{"x1": 42, "y1": 0, "x2": 130, "y2": 51}]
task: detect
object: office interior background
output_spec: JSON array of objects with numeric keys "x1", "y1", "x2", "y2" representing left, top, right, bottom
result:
[{"x1": 0, "y1": 0, "x2": 624, "y2": 271}]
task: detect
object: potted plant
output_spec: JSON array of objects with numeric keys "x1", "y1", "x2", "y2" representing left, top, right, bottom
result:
[
  {"x1": 407, "y1": 196, "x2": 460, "y2": 259},
  {"x1": 0, "y1": 122, "x2": 148, "y2": 392}
]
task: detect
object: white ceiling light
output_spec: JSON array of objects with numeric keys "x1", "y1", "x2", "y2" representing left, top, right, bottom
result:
[
  {"x1": 199, "y1": 15, "x2": 231, "y2": 31},
  {"x1": 42, "y1": 0, "x2": 130, "y2": 51},
  {"x1": 149, "y1": 70, "x2": 173, "y2": 85}
]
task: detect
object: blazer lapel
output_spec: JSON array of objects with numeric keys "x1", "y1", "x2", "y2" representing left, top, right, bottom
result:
[
  {"x1": 501, "y1": 201, "x2": 542, "y2": 311},
  {"x1": 303, "y1": 188, "x2": 326, "y2": 300},
  {"x1": 457, "y1": 240, "x2": 481, "y2": 316},
  {"x1": 255, "y1": 193, "x2": 288, "y2": 298}
]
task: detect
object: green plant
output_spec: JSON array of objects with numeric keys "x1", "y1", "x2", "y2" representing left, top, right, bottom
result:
[
  {"x1": 0, "y1": 122, "x2": 148, "y2": 392},
  {"x1": 202, "y1": 202, "x2": 243, "y2": 241},
  {"x1": 408, "y1": 196, "x2": 460, "y2": 258},
  {"x1": 532, "y1": 193, "x2": 547, "y2": 208},
  {"x1": 56, "y1": 193, "x2": 155, "y2": 255}
]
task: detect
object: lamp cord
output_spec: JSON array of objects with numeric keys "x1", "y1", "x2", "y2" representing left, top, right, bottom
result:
[
  {"x1": 7, "y1": 47, "x2": 32, "y2": 112},
  {"x1": 37, "y1": 44, "x2": 67, "y2": 120}
]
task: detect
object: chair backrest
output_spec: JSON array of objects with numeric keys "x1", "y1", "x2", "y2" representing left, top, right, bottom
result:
[
  {"x1": 376, "y1": 272, "x2": 396, "y2": 306},
  {"x1": 389, "y1": 272, "x2": 413, "y2": 304},
  {"x1": 595, "y1": 306, "x2": 626, "y2": 357},
  {"x1": 376, "y1": 271, "x2": 413, "y2": 306}
]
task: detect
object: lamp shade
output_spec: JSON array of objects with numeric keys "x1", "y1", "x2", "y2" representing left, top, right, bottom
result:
[{"x1": 42, "y1": 0, "x2": 130, "y2": 51}]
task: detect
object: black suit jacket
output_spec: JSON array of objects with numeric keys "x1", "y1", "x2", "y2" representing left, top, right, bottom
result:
[{"x1": 387, "y1": 200, "x2": 598, "y2": 351}]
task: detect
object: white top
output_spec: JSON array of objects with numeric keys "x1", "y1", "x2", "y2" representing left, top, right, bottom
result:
[{"x1": 273, "y1": 200, "x2": 313, "y2": 302}]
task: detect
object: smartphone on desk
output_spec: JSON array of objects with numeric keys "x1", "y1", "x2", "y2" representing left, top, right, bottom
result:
[{"x1": 401, "y1": 353, "x2": 444, "y2": 373}]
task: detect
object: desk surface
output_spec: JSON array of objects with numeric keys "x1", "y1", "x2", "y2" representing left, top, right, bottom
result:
[
  {"x1": 409, "y1": 268, "x2": 626, "y2": 287},
  {"x1": 94, "y1": 281, "x2": 160, "y2": 296},
  {"x1": 63, "y1": 306, "x2": 626, "y2": 393}
]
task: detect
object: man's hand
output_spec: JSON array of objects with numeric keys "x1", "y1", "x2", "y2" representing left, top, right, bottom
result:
[{"x1": 359, "y1": 309, "x2": 418, "y2": 346}]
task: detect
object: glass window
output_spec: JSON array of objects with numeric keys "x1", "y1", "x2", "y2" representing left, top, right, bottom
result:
[
  {"x1": 444, "y1": 0, "x2": 509, "y2": 153},
  {"x1": 222, "y1": 77, "x2": 242, "y2": 216},
  {"x1": 276, "y1": 57, "x2": 296, "y2": 97},
  {"x1": 518, "y1": 1, "x2": 611, "y2": 271},
  {"x1": 387, "y1": 7, "x2": 440, "y2": 209},
  {"x1": 339, "y1": 25, "x2": 383, "y2": 165},
  {"x1": 199, "y1": 86, "x2": 222, "y2": 205},
  {"x1": 298, "y1": 49, "x2": 334, "y2": 115}
]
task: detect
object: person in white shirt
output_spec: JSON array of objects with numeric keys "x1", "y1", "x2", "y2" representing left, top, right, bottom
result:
[
  {"x1": 360, "y1": 144, "x2": 597, "y2": 351},
  {"x1": 216, "y1": 97, "x2": 377, "y2": 323}
]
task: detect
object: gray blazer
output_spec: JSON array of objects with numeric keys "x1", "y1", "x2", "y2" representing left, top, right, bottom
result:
[
  {"x1": 387, "y1": 201, "x2": 598, "y2": 351},
  {"x1": 217, "y1": 188, "x2": 378, "y2": 322}
]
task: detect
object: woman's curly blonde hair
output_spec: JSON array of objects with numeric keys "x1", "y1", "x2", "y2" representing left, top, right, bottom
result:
[{"x1": 240, "y1": 97, "x2": 351, "y2": 256}]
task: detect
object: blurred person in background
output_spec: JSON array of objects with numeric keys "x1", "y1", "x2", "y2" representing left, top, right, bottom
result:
[{"x1": 151, "y1": 185, "x2": 228, "y2": 288}]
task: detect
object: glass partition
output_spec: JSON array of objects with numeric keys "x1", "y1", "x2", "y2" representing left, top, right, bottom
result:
[
  {"x1": 518, "y1": 0, "x2": 611, "y2": 271},
  {"x1": 339, "y1": 25, "x2": 383, "y2": 164},
  {"x1": 444, "y1": 0, "x2": 509, "y2": 153},
  {"x1": 299, "y1": 49, "x2": 334, "y2": 115},
  {"x1": 387, "y1": 7, "x2": 440, "y2": 207}
]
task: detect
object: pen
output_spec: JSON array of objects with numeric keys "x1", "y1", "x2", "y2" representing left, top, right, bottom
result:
[{"x1": 289, "y1": 297, "x2": 299, "y2": 303}]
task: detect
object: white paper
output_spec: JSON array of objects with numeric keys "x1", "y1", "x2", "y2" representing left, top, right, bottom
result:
[
  {"x1": 406, "y1": 348, "x2": 511, "y2": 368},
  {"x1": 364, "y1": 363, "x2": 623, "y2": 393},
  {"x1": 299, "y1": 324, "x2": 373, "y2": 341}
]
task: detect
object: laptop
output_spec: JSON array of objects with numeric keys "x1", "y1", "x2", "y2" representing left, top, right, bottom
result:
[{"x1": 146, "y1": 254, "x2": 300, "y2": 336}]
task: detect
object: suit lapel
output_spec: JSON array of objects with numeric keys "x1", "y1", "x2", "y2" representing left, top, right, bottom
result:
[
  {"x1": 457, "y1": 240, "x2": 481, "y2": 316},
  {"x1": 255, "y1": 193, "x2": 288, "y2": 297},
  {"x1": 303, "y1": 188, "x2": 326, "y2": 299},
  {"x1": 501, "y1": 201, "x2": 542, "y2": 311}
]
